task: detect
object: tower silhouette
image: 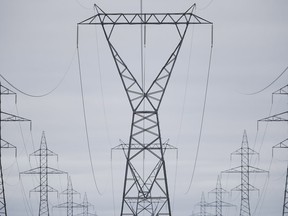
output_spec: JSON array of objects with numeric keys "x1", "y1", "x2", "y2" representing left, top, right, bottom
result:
[
  {"x1": 78, "y1": 4, "x2": 212, "y2": 215},
  {"x1": 222, "y1": 130, "x2": 268, "y2": 216},
  {"x1": 208, "y1": 175, "x2": 234, "y2": 216},
  {"x1": 192, "y1": 192, "x2": 212, "y2": 216},
  {"x1": 0, "y1": 83, "x2": 31, "y2": 216},
  {"x1": 54, "y1": 176, "x2": 82, "y2": 216},
  {"x1": 76, "y1": 193, "x2": 97, "y2": 216},
  {"x1": 258, "y1": 84, "x2": 288, "y2": 216},
  {"x1": 21, "y1": 131, "x2": 66, "y2": 216}
]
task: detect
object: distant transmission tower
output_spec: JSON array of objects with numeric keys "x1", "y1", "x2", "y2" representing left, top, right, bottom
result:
[
  {"x1": 78, "y1": 4, "x2": 212, "y2": 215},
  {"x1": 208, "y1": 175, "x2": 234, "y2": 216},
  {"x1": 258, "y1": 84, "x2": 288, "y2": 216},
  {"x1": 192, "y1": 192, "x2": 212, "y2": 216},
  {"x1": 0, "y1": 83, "x2": 31, "y2": 216},
  {"x1": 21, "y1": 131, "x2": 66, "y2": 216},
  {"x1": 222, "y1": 130, "x2": 268, "y2": 216},
  {"x1": 54, "y1": 176, "x2": 82, "y2": 216},
  {"x1": 76, "y1": 193, "x2": 97, "y2": 216}
]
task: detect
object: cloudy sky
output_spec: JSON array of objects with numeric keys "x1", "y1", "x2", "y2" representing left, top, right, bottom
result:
[{"x1": 0, "y1": 0, "x2": 287, "y2": 215}]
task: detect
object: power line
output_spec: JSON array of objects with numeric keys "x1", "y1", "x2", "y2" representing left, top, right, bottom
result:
[
  {"x1": 0, "y1": 48, "x2": 77, "y2": 98},
  {"x1": 76, "y1": 47, "x2": 102, "y2": 196},
  {"x1": 243, "y1": 65, "x2": 288, "y2": 96},
  {"x1": 185, "y1": 24, "x2": 214, "y2": 194}
]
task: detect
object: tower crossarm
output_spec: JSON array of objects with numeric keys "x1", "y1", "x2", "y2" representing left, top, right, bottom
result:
[
  {"x1": 248, "y1": 166, "x2": 269, "y2": 174},
  {"x1": 78, "y1": 4, "x2": 211, "y2": 26},
  {"x1": 1, "y1": 111, "x2": 31, "y2": 123},
  {"x1": 30, "y1": 148, "x2": 58, "y2": 157},
  {"x1": 54, "y1": 202, "x2": 83, "y2": 208},
  {"x1": 0, "y1": 85, "x2": 16, "y2": 96},
  {"x1": 29, "y1": 185, "x2": 58, "y2": 193},
  {"x1": 1, "y1": 139, "x2": 17, "y2": 156},
  {"x1": 231, "y1": 184, "x2": 259, "y2": 192},
  {"x1": 273, "y1": 138, "x2": 288, "y2": 149},
  {"x1": 222, "y1": 166, "x2": 268, "y2": 174},
  {"x1": 258, "y1": 111, "x2": 288, "y2": 122},
  {"x1": 222, "y1": 166, "x2": 242, "y2": 174},
  {"x1": 21, "y1": 167, "x2": 67, "y2": 175},
  {"x1": 273, "y1": 84, "x2": 288, "y2": 95},
  {"x1": 208, "y1": 200, "x2": 235, "y2": 208},
  {"x1": 231, "y1": 147, "x2": 259, "y2": 156}
]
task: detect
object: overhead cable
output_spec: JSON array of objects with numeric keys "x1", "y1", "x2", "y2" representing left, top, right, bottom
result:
[
  {"x1": 77, "y1": 47, "x2": 102, "y2": 196},
  {"x1": 244, "y1": 65, "x2": 288, "y2": 95},
  {"x1": 185, "y1": 24, "x2": 214, "y2": 194},
  {"x1": 0, "y1": 48, "x2": 76, "y2": 98}
]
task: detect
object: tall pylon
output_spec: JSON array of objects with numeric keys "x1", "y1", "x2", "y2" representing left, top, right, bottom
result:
[
  {"x1": 258, "y1": 84, "x2": 288, "y2": 216},
  {"x1": 21, "y1": 132, "x2": 66, "y2": 216},
  {"x1": 78, "y1": 4, "x2": 212, "y2": 215},
  {"x1": 54, "y1": 176, "x2": 83, "y2": 216},
  {"x1": 208, "y1": 175, "x2": 234, "y2": 216},
  {"x1": 0, "y1": 83, "x2": 31, "y2": 216},
  {"x1": 222, "y1": 130, "x2": 268, "y2": 216},
  {"x1": 76, "y1": 193, "x2": 97, "y2": 216},
  {"x1": 192, "y1": 192, "x2": 212, "y2": 216}
]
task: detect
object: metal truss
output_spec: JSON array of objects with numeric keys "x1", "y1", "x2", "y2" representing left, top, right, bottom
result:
[
  {"x1": 0, "y1": 83, "x2": 30, "y2": 216},
  {"x1": 192, "y1": 192, "x2": 212, "y2": 216},
  {"x1": 273, "y1": 84, "x2": 288, "y2": 96},
  {"x1": 21, "y1": 132, "x2": 67, "y2": 216},
  {"x1": 208, "y1": 175, "x2": 234, "y2": 216},
  {"x1": 76, "y1": 193, "x2": 97, "y2": 216},
  {"x1": 78, "y1": 4, "x2": 212, "y2": 216},
  {"x1": 222, "y1": 131, "x2": 268, "y2": 216},
  {"x1": 259, "y1": 84, "x2": 288, "y2": 215},
  {"x1": 54, "y1": 176, "x2": 82, "y2": 216}
]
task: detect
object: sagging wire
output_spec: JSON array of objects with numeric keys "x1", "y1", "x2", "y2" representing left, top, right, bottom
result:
[
  {"x1": 91, "y1": 6, "x2": 116, "y2": 213},
  {"x1": 242, "y1": 65, "x2": 288, "y2": 96},
  {"x1": 172, "y1": 23, "x2": 195, "y2": 211},
  {"x1": 0, "y1": 48, "x2": 77, "y2": 98},
  {"x1": 185, "y1": 24, "x2": 214, "y2": 194},
  {"x1": 76, "y1": 41, "x2": 102, "y2": 196}
]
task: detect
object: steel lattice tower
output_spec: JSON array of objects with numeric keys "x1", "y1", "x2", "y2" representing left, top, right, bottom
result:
[
  {"x1": 208, "y1": 175, "x2": 234, "y2": 216},
  {"x1": 222, "y1": 130, "x2": 268, "y2": 216},
  {"x1": 258, "y1": 84, "x2": 288, "y2": 216},
  {"x1": 0, "y1": 83, "x2": 31, "y2": 216},
  {"x1": 21, "y1": 131, "x2": 66, "y2": 216},
  {"x1": 78, "y1": 4, "x2": 212, "y2": 215},
  {"x1": 192, "y1": 192, "x2": 212, "y2": 216},
  {"x1": 76, "y1": 193, "x2": 97, "y2": 216},
  {"x1": 54, "y1": 176, "x2": 82, "y2": 216}
]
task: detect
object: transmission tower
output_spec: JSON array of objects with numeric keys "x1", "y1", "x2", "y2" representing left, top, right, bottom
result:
[
  {"x1": 76, "y1": 193, "x2": 97, "y2": 216},
  {"x1": 208, "y1": 175, "x2": 234, "y2": 216},
  {"x1": 78, "y1": 4, "x2": 212, "y2": 215},
  {"x1": 0, "y1": 83, "x2": 31, "y2": 216},
  {"x1": 54, "y1": 176, "x2": 83, "y2": 216},
  {"x1": 222, "y1": 130, "x2": 268, "y2": 216},
  {"x1": 192, "y1": 192, "x2": 212, "y2": 216},
  {"x1": 258, "y1": 84, "x2": 288, "y2": 216},
  {"x1": 21, "y1": 131, "x2": 66, "y2": 216}
]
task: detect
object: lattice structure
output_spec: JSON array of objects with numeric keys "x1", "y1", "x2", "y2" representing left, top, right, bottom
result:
[
  {"x1": 0, "y1": 83, "x2": 31, "y2": 216},
  {"x1": 208, "y1": 175, "x2": 234, "y2": 216},
  {"x1": 76, "y1": 193, "x2": 97, "y2": 216},
  {"x1": 258, "y1": 84, "x2": 288, "y2": 216},
  {"x1": 78, "y1": 4, "x2": 212, "y2": 216},
  {"x1": 192, "y1": 192, "x2": 212, "y2": 216},
  {"x1": 21, "y1": 132, "x2": 66, "y2": 216},
  {"x1": 222, "y1": 130, "x2": 268, "y2": 216},
  {"x1": 54, "y1": 176, "x2": 82, "y2": 216}
]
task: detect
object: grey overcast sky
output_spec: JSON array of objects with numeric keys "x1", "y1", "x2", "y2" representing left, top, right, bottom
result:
[{"x1": 0, "y1": 0, "x2": 287, "y2": 215}]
